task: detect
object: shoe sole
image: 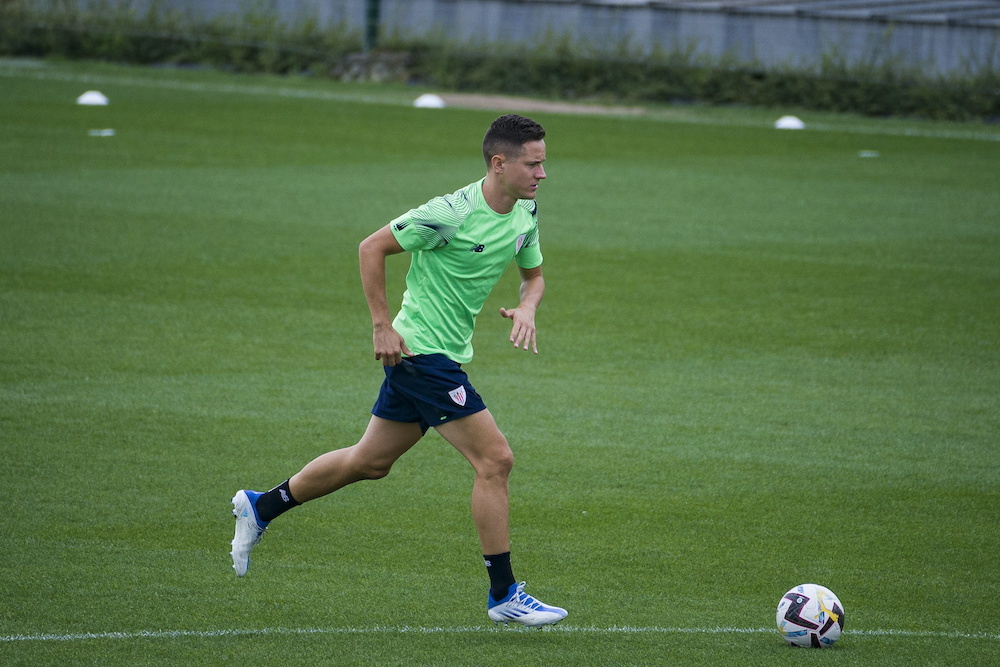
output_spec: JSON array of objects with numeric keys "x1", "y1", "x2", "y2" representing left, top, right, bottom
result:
[
  {"x1": 491, "y1": 617, "x2": 566, "y2": 628},
  {"x1": 488, "y1": 609, "x2": 568, "y2": 628},
  {"x1": 230, "y1": 491, "x2": 261, "y2": 577}
]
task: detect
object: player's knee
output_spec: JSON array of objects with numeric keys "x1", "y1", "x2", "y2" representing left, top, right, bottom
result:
[
  {"x1": 497, "y1": 445, "x2": 514, "y2": 476},
  {"x1": 346, "y1": 448, "x2": 395, "y2": 481},
  {"x1": 359, "y1": 460, "x2": 393, "y2": 480},
  {"x1": 481, "y1": 440, "x2": 514, "y2": 480}
]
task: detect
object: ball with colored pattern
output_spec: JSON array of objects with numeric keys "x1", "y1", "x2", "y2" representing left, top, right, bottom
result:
[{"x1": 776, "y1": 583, "x2": 845, "y2": 648}]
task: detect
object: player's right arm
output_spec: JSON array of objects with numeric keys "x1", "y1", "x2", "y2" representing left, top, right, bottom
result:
[{"x1": 359, "y1": 225, "x2": 412, "y2": 366}]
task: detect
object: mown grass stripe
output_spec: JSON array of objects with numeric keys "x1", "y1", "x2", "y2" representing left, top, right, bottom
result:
[
  {"x1": 2, "y1": 64, "x2": 999, "y2": 142},
  {"x1": 3, "y1": 625, "x2": 998, "y2": 642}
]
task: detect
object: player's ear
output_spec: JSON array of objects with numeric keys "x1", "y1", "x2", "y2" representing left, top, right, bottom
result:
[{"x1": 490, "y1": 154, "x2": 505, "y2": 175}]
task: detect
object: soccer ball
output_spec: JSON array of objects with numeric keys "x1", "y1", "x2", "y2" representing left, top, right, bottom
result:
[{"x1": 776, "y1": 583, "x2": 845, "y2": 648}]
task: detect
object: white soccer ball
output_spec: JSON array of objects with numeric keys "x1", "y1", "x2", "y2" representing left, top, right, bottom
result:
[{"x1": 776, "y1": 583, "x2": 845, "y2": 648}]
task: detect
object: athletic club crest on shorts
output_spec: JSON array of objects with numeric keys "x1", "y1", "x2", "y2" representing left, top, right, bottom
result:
[{"x1": 448, "y1": 386, "x2": 467, "y2": 406}]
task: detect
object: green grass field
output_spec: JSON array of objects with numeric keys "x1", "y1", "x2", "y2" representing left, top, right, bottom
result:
[{"x1": 1, "y1": 58, "x2": 998, "y2": 665}]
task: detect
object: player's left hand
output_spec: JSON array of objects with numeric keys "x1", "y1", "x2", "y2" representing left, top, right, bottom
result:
[{"x1": 500, "y1": 306, "x2": 538, "y2": 354}]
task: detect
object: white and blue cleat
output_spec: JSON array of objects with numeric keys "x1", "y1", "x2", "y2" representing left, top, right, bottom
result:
[
  {"x1": 487, "y1": 582, "x2": 568, "y2": 627},
  {"x1": 230, "y1": 490, "x2": 268, "y2": 577}
]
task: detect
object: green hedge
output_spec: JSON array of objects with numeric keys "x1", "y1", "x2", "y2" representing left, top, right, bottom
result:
[
  {"x1": 0, "y1": 0, "x2": 358, "y2": 74},
  {"x1": 406, "y1": 33, "x2": 1000, "y2": 122},
  {"x1": 2, "y1": 0, "x2": 998, "y2": 121}
]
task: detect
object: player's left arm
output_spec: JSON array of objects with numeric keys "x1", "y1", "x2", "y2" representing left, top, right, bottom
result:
[{"x1": 499, "y1": 264, "x2": 544, "y2": 354}]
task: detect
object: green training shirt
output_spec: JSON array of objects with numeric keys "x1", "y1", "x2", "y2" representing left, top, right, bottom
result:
[{"x1": 388, "y1": 178, "x2": 543, "y2": 364}]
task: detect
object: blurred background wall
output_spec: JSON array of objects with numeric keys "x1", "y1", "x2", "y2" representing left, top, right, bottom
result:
[{"x1": 140, "y1": 0, "x2": 1000, "y2": 75}]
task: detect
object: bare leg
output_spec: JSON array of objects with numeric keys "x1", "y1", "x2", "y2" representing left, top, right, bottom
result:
[
  {"x1": 289, "y1": 416, "x2": 424, "y2": 502},
  {"x1": 435, "y1": 410, "x2": 514, "y2": 555}
]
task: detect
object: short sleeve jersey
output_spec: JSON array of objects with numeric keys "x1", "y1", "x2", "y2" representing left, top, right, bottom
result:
[{"x1": 388, "y1": 178, "x2": 542, "y2": 364}]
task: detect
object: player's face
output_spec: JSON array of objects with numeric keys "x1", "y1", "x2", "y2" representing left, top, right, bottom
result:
[{"x1": 502, "y1": 140, "x2": 546, "y2": 200}]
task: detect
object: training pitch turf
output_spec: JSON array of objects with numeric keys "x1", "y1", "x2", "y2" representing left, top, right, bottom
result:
[{"x1": 1, "y1": 59, "x2": 998, "y2": 665}]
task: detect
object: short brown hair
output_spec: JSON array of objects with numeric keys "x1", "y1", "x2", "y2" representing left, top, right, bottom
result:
[{"x1": 482, "y1": 114, "x2": 546, "y2": 166}]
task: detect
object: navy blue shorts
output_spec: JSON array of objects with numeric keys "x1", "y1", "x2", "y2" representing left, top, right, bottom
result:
[{"x1": 371, "y1": 354, "x2": 487, "y2": 433}]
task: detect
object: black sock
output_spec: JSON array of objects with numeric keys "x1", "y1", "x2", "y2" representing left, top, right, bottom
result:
[
  {"x1": 255, "y1": 479, "x2": 301, "y2": 522},
  {"x1": 484, "y1": 552, "x2": 515, "y2": 601}
]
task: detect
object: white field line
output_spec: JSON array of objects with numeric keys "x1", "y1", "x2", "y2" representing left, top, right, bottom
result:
[
  {"x1": 2, "y1": 65, "x2": 999, "y2": 143},
  {"x1": 2, "y1": 625, "x2": 998, "y2": 643}
]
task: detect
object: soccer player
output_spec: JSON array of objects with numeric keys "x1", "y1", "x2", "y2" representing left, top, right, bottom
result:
[{"x1": 230, "y1": 114, "x2": 567, "y2": 628}]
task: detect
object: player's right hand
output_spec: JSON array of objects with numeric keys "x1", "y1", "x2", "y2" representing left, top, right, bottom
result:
[{"x1": 373, "y1": 324, "x2": 412, "y2": 367}]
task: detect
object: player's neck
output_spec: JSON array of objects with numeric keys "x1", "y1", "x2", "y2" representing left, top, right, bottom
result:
[{"x1": 481, "y1": 176, "x2": 515, "y2": 215}]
